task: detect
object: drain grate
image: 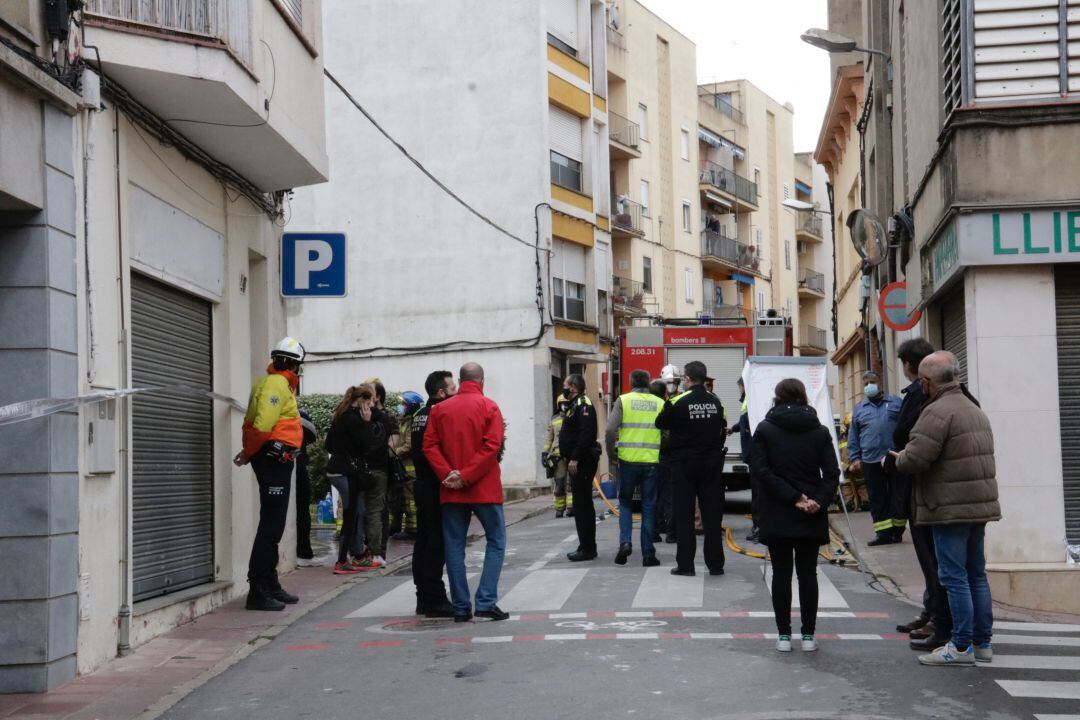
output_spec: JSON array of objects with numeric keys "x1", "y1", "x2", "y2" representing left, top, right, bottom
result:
[{"x1": 378, "y1": 618, "x2": 457, "y2": 633}]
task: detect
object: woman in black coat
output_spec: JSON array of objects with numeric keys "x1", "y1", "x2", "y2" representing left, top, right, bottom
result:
[{"x1": 750, "y1": 378, "x2": 840, "y2": 652}]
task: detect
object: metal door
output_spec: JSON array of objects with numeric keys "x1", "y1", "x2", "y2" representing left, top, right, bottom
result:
[
  {"x1": 1055, "y1": 266, "x2": 1080, "y2": 544},
  {"x1": 940, "y1": 286, "x2": 967, "y2": 382}
]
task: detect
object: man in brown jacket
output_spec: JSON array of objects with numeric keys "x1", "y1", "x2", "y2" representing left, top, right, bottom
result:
[{"x1": 892, "y1": 351, "x2": 1001, "y2": 668}]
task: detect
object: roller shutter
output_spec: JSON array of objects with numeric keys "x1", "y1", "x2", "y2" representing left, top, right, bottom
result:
[
  {"x1": 666, "y1": 346, "x2": 746, "y2": 459},
  {"x1": 940, "y1": 286, "x2": 968, "y2": 382},
  {"x1": 547, "y1": 0, "x2": 578, "y2": 50},
  {"x1": 1055, "y1": 266, "x2": 1080, "y2": 544},
  {"x1": 131, "y1": 274, "x2": 215, "y2": 602},
  {"x1": 550, "y1": 105, "x2": 583, "y2": 161}
]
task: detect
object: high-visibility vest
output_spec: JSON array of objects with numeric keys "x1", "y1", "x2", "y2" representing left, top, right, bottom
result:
[
  {"x1": 617, "y1": 391, "x2": 663, "y2": 463},
  {"x1": 741, "y1": 398, "x2": 748, "y2": 414}
]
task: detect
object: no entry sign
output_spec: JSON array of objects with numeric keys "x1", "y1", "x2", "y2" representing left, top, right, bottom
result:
[{"x1": 878, "y1": 281, "x2": 922, "y2": 331}]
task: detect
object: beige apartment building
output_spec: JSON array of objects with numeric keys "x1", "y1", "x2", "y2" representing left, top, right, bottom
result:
[{"x1": 794, "y1": 152, "x2": 833, "y2": 359}]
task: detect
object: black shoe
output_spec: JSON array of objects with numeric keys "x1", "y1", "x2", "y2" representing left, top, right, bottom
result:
[
  {"x1": 566, "y1": 508, "x2": 575, "y2": 518},
  {"x1": 297, "y1": 547, "x2": 315, "y2": 560},
  {"x1": 454, "y1": 613, "x2": 473, "y2": 623},
  {"x1": 245, "y1": 586, "x2": 286, "y2": 612},
  {"x1": 670, "y1": 567, "x2": 695, "y2": 577},
  {"x1": 614, "y1": 543, "x2": 632, "y2": 565},
  {"x1": 567, "y1": 549, "x2": 598, "y2": 562},
  {"x1": 709, "y1": 568, "x2": 725, "y2": 576},
  {"x1": 897, "y1": 615, "x2": 930, "y2": 633},
  {"x1": 867, "y1": 533, "x2": 896, "y2": 547},
  {"x1": 642, "y1": 554, "x2": 660, "y2": 567},
  {"x1": 892, "y1": 528, "x2": 906, "y2": 543},
  {"x1": 745, "y1": 527, "x2": 761, "y2": 544},
  {"x1": 475, "y1": 606, "x2": 510, "y2": 622},
  {"x1": 417, "y1": 601, "x2": 456, "y2": 618},
  {"x1": 910, "y1": 634, "x2": 950, "y2": 651},
  {"x1": 665, "y1": 534, "x2": 677, "y2": 544},
  {"x1": 269, "y1": 587, "x2": 299, "y2": 604},
  {"x1": 555, "y1": 509, "x2": 564, "y2": 518}
]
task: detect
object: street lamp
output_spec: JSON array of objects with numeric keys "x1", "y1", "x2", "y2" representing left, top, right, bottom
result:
[
  {"x1": 800, "y1": 28, "x2": 891, "y2": 78},
  {"x1": 781, "y1": 198, "x2": 816, "y2": 212}
]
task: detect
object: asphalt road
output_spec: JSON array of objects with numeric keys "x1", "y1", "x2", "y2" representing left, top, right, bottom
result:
[{"x1": 163, "y1": 496, "x2": 1080, "y2": 719}]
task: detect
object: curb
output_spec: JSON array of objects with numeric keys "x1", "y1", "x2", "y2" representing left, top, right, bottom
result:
[{"x1": 827, "y1": 515, "x2": 918, "y2": 609}]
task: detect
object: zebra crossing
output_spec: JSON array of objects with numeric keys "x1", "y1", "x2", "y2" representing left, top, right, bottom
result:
[{"x1": 979, "y1": 620, "x2": 1080, "y2": 712}]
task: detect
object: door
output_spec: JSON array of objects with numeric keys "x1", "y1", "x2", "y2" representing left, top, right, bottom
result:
[
  {"x1": 130, "y1": 273, "x2": 215, "y2": 602},
  {"x1": 667, "y1": 346, "x2": 746, "y2": 459},
  {"x1": 1056, "y1": 266, "x2": 1080, "y2": 544},
  {"x1": 940, "y1": 286, "x2": 967, "y2": 382}
]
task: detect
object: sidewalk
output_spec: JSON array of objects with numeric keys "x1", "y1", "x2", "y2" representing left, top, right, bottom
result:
[
  {"x1": 0, "y1": 494, "x2": 552, "y2": 720},
  {"x1": 829, "y1": 509, "x2": 1080, "y2": 625}
]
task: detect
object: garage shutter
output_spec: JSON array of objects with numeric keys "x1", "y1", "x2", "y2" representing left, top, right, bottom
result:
[
  {"x1": 941, "y1": 286, "x2": 968, "y2": 382},
  {"x1": 550, "y1": 105, "x2": 583, "y2": 161},
  {"x1": 547, "y1": 0, "x2": 578, "y2": 50},
  {"x1": 131, "y1": 274, "x2": 215, "y2": 602},
  {"x1": 1055, "y1": 266, "x2": 1080, "y2": 544},
  {"x1": 667, "y1": 346, "x2": 746, "y2": 459}
]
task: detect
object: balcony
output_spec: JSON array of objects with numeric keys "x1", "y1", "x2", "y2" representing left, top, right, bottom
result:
[
  {"x1": 700, "y1": 230, "x2": 765, "y2": 276},
  {"x1": 609, "y1": 111, "x2": 641, "y2": 159},
  {"x1": 699, "y1": 161, "x2": 758, "y2": 210},
  {"x1": 800, "y1": 325, "x2": 828, "y2": 355},
  {"x1": 606, "y1": 25, "x2": 627, "y2": 80},
  {"x1": 84, "y1": 0, "x2": 329, "y2": 191},
  {"x1": 798, "y1": 268, "x2": 826, "y2": 298},
  {"x1": 698, "y1": 89, "x2": 745, "y2": 126},
  {"x1": 796, "y1": 211, "x2": 824, "y2": 242},
  {"x1": 611, "y1": 195, "x2": 646, "y2": 237},
  {"x1": 703, "y1": 303, "x2": 749, "y2": 323},
  {"x1": 612, "y1": 275, "x2": 646, "y2": 315}
]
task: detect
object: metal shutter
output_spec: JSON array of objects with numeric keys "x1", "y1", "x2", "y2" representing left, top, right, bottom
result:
[
  {"x1": 1055, "y1": 266, "x2": 1080, "y2": 543},
  {"x1": 973, "y1": 0, "x2": 1062, "y2": 101},
  {"x1": 550, "y1": 105, "x2": 583, "y2": 161},
  {"x1": 941, "y1": 287, "x2": 968, "y2": 382},
  {"x1": 667, "y1": 346, "x2": 746, "y2": 458},
  {"x1": 131, "y1": 274, "x2": 215, "y2": 602},
  {"x1": 547, "y1": 0, "x2": 578, "y2": 50}
]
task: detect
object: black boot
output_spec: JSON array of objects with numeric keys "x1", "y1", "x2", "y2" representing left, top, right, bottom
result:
[
  {"x1": 567, "y1": 548, "x2": 598, "y2": 562},
  {"x1": 614, "y1": 542, "x2": 632, "y2": 565},
  {"x1": 642, "y1": 554, "x2": 660, "y2": 567},
  {"x1": 246, "y1": 584, "x2": 286, "y2": 611},
  {"x1": 566, "y1": 507, "x2": 575, "y2": 518},
  {"x1": 867, "y1": 533, "x2": 895, "y2": 547},
  {"x1": 555, "y1": 508, "x2": 564, "y2": 518},
  {"x1": 416, "y1": 599, "x2": 456, "y2": 618},
  {"x1": 892, "y1": 527, "x2": 906, "y2": 543},
  {"x1": 267, "y1": 573, "x2": 299, "y2": 604}
]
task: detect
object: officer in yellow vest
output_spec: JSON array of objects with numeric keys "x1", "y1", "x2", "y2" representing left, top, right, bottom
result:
[{"x1": 605, "y1": 369, "x2": 663, "y2": 567}]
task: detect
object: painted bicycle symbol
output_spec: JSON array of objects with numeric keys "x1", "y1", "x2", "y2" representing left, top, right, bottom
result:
[{"x1": 555, "y1": 620, "x2": 667, "y2": 632}]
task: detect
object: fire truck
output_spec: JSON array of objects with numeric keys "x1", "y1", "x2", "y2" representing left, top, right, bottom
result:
[{"x1": 617, "y1": 313, "x2": 792, "y2": 491}]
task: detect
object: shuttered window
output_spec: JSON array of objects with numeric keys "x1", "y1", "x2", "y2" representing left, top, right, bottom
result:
[
  {"x1": 131, "y1": 274, "x2": 215, "y2": 602},
  {"x1": 547, "y1": 0, "x2": 578, "y2": 51},
  {"x1": 942, "y1": 0, "x2": 965, "y2": 114},
  {"x1": 550, "y1": 105, "x2": 583, "y2": 161},
  {"x1": 280, "y1": 0, "x2": 302, "y2": 27},
  {"x1": 1055, "y1": 266, "x2": 1080, "y2": 544},
  {"x1": 940, "y1": 286, "x2": 968, "y2": 382}
]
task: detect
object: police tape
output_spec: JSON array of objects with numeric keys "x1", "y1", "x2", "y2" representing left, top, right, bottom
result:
[{"x1": 0, "y1": 385, "x2": 247, "y2": 426}]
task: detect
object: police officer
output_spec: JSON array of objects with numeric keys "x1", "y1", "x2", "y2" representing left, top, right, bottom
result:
[
  {"x1": 605, "y1": 369, "x2": 663, "y2": 566},
  {"x1": 560, "y1": 373, "x2": 600, "y2": 562},
  {"x1": 410, "y1": 371, "x2": 457, "y2": 617},
  {"x1": 656, "y1": 360, "x2": 728, "y2": 576},
  {"x1": 234, "y1": 337, "x2": 306, "y2": 611}
]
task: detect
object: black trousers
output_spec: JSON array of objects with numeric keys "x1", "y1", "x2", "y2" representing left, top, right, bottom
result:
[
  {"x1": 248, "y1": 454, "x2": 293, "y2": 587},
  {"x1": 570, "y1": 457, "x2": 598, "y2": 553},
  {"x1": 863, "y1": 462, "x2": 901, "y2": 534},
  {"x1": 655, "y1": 459, "x2": 672, "y2": 533},
  {"x1": 767, "y1": 540, "x2": 820, "y2": 636},
  {"x1": 672, "y1": 460, "x2": 725, "y2": 572},
  {"x1": 912, "y1": 523, "x2": 952, "y2": 634},
  {"x1": 295, "y1": 454, "x2": 313, "y2": 559},
  {"x1": 337, "y1": 473, "x2": 363, "y2": 565},
  {"x1": 412, "y1": 475, "x2": 449, "y2": 606}
]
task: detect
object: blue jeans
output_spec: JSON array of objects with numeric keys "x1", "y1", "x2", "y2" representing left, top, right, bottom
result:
[
  {"x1": 618, "y1": 463, "x2": 658, "y2": 556},
  {"x1": 442, "y1": 503, "x2": 506, "y2": 615},
  {"x1": 932, "y1": 523, "x2": 993, "y2": 650}
]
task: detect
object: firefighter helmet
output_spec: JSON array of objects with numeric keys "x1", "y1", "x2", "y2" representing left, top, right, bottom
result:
[{"x1": 271, "y1": 337, "x2": 306, "y2": 362}]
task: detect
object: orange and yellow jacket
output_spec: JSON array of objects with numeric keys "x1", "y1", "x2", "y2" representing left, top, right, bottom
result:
[{"x1": 242, "y1": 366, "x2": 302, "y2": 458}]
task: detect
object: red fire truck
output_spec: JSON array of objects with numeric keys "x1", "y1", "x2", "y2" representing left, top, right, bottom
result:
[{"x1": 617, "y1": 315, "x2": 792, "y2": 491}]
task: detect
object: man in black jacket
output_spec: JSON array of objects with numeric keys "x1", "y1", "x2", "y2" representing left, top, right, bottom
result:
[
  {"x1": 560, "y1": 373, "x2": 600, "y2": 562},
  {"x1": 657, "y1": 361, "x2": 728, "y2": 576},
  {"x1": 410, "y1": 370, "x2": 458, "y2": 617},
  {"x1": 884, "y1": 338, "x2": 952, "y2": 649}
]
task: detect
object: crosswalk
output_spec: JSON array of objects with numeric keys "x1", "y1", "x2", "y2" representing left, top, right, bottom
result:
[{"x1": 981, "y1": 620, "x2": 1080, "y2": 715}]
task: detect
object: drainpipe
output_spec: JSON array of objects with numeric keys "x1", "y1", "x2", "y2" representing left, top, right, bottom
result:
[{"x1": 114, "y1": 104, "x2": 132, "y2": 657}]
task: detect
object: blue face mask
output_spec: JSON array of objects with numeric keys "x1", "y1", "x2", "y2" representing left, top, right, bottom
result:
[{"x1": 865, "y1": 384, "x2": 880, "y2": 399}]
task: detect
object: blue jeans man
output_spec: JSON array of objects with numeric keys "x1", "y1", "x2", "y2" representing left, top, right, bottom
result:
[
  {"x1": 617, "y1": 463, "x2": 658, "y2": 561},
  {"x1": 932, "y1": 522, "x2": 993, "y2": 652},
  {"x1": 442, "y1": 503, "x2": 506, "y2": 617}
]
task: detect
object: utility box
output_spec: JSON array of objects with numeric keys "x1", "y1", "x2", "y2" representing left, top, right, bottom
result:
[{"x1": 87, "y1": 398, "x2": 117, "y2": 475}]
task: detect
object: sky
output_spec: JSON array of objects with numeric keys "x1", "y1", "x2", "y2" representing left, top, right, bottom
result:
[{"x1": 637, "y1": 0, "x2": 831, "y2": 153}]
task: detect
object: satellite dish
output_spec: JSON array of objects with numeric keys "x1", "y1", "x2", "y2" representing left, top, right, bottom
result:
[{"x1": 847, "y1": 209, "x2": 888, "y2": 266}]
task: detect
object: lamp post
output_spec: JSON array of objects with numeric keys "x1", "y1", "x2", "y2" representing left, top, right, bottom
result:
[{"x1": 799, "y1": 28, "x2": 892, "y2": 79}]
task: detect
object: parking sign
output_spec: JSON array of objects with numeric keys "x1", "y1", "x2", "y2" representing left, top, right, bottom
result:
[{"x1": 281, "y1": 232, "x2": 346, "y2": 297}]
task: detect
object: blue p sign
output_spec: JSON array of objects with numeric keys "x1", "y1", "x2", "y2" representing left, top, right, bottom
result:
[{"x1": 281, "y1": 233, "x2": 346, "y2": 297}]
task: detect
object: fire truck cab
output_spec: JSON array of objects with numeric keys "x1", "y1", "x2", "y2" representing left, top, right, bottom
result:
[{"x1": 617, "y1": 314, "x2": 792, "y2": 491}]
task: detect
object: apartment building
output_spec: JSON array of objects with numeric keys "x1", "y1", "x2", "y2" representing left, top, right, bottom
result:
[
  {"x1": 793, "y1": 152, "x2": 833, "y2": 360},
  {"x1": 287, "y1": 0, "x2": 614, "y2": 487},
  {"x1": 0, "y1": 0, "x2": 328, "y2": 692}
]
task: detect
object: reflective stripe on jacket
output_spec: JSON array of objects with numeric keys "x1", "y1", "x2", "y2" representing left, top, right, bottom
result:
[
  {"x1": 242, "y1": 367, "x2": 301, "y2": 457},
  {"x1": 616, "y1": 392, "x2": 662, "y2": 464},
  {"x1": 544, "y1": 414, "x2": 564, "y2": 457}
]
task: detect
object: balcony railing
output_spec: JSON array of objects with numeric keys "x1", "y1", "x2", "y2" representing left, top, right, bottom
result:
[
  {"x1": 701, "y1": 230, "x2": 763, "y2": 274},
  {"x1": 699, "y1": 161, "x2": 757, "y2": 206},
  {"x1": 802, "y1": 325, "x2": 827, "y2": 351},
  {"x1": 704, "y1": 303, "x2": 747, "y2": 321},
  {"x1": 797, "y1": 211, "x2": 824, "y2": 238},
  {"x1": 609, "y1": 111, "x2": 640, "y2": 149},
  {"x1": 86, "y1": 0, "x2": 252, "y2": 66},
  {"x1": 612, "y1": 275, "x2": 646, "y2": 313},
  {"x1": 611, "y1": 195, "x2": 645, "y2": 235},
  {"x1": 698, "y1": 90, "x2": 745, "y2": 126},
  {"x1": 800, "y1": 268, "x2": 826, "y2": 294}
]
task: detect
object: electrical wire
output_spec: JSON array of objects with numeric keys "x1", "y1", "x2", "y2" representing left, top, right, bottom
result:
[{"x1": 159, "y1": 40, "x2": 277, "y2": 129}]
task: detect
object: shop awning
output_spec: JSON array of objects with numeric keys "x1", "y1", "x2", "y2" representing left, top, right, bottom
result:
[
  {"x1": 731, "y1": 272, "x2": 755, "y2": 285},
  {"x1": 697, "y1": 127, "x2": 746, "y2": 159},
  {"x1": 703, "y1": 190, "x2": 733, "y2": 209},
  {"x1": 795, "y1": 180, "x2": 812, "y2": 196}
]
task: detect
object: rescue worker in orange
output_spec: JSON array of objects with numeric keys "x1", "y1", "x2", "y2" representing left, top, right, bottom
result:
[{"x1": 234, "y1": 337, "x2": 305, "y2": 611}]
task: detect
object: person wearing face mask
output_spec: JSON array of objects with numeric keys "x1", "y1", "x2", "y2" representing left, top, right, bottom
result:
[
  {"x1": 542, "y1": 394, "x2": 574, "y2": 518},
  {"x1": 560, "y1": 373, "x2": 602, "y2": 561},
  {"x1": 848, "y1": 371, "x2": 903, "y2": 546}
]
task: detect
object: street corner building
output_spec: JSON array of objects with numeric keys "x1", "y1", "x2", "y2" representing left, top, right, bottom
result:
[
  {"x1": 817, "y1": 0, "x2": 1080, "y2": 614},
  {"x1": 0, "y1": 1, "x2": 328, "y2": 692}
]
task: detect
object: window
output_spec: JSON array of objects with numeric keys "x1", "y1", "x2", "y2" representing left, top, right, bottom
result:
[
  {"x1": 547, "y1": 32, "x2": 576, "y2": 57},
  {"x1": 753, "y1": 168, "x2": 761, "y2": 191},
  {"x1": 552, "y1": 239, "x2": 588, "y2": 323},
  {"x1": 680, "y1": 128, "x2": 690, "y2": 160},
  {"x1": 684, "y1": 268, "x2": 694, "y2": 303},
  {"x1": 785, "y1": 240, "x2": 791, "y2": 270},
  {"x1": 682, "y1": 201, "x2": 691, "y2": 232},
  {"x1": 783, "y1": 182, "x2": 790, "y2": 200},
  {"x1": 598, "y1": 290, "x2": 611, "y2": 336},
  {"x1": 551, "y1": 151, "x2": 583, "y2": 192},
  {"x1": 758, "y1": 290, "x2": 766, "y2": 311},
  {"x1": 638, "y1": 103, "x2": 648, "y2": 140},
  {"x1": 643, "y1": 256, "x2": 652, "y2": 293},
  {"x1": 547, "y1": 0, "x2": 579, "y2": 54},
  {"x1": 640, "y1": 179, "x2": 650, "y2": 216},
  {"x1": 755, "y1": 229, "x2": 763, "y2": 253}
]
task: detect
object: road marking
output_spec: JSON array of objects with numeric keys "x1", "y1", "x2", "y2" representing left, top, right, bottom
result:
[
  {"x1": 995, "y1": 680, "x2": 1080, "y2": 700},
  {"x1": 525, "y1": 533, "x2": 580, "y2": 571},
  {"x1": 762, "y1": 563, "x2": 849, "y2": 608},
  {"x1": 633, "y1": 567, "x2": 704, "y2": 607},
  {"x1": 689, "y1": 633, "x2": 734, "y2": 640},
  {"x1": 359, "y1": 640, "x2": 402, "y2": 649},
  {"x1": 981, "y1": 655, "x2": 1080, "y2": 670},
  {"x1": 345, "y1": 573, "x2": 476, "y2": 618},
  {"x1": 499, "y1": 569, "x2": 588, "y2": 611},
  {"x1": 992, "y1": 634, "x2": 1080, "y2": 647},
  {"x1": 1034, "y1": 715, "x2": 1080, "y2": 720},
  {"x1": 993, "y1": 621, "x2": 1080, "y2": 633},
  {"x1": 544, "y1": 633, "x2": 586, "y2": 640},
  {"x1": 616, "y1": 633, "x2": 659, "y2": 640},
  {"x1": 472, "y1": 636, "x2": 514, "y2": 644},
  {"x1": 286, "y1": 643, "x2": 328, "y2": 652}
]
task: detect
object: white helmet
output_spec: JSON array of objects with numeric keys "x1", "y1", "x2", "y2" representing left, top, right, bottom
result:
[
  {"x1": 271, "y1": 337, "x2": 305, "y2": 363},
  {"x1": 660, "y1": 364, "x2": 681, "y2": 381}
]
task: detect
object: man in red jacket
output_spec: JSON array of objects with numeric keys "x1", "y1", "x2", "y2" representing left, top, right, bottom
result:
[{"x1": 422, "y1": 362, "x2": 508, "y2": 622}]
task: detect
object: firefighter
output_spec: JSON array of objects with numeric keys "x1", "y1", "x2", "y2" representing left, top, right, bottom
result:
[
  {"x1": 234, "y1": 337, "x2": 305, "y2": 611},
  {"x1": 390, "y1": 390, "x2": 423, "y2": 540},
  {"x1": 542, "y1": 394, "x2": 574, "y2": 518},
  {"x1": 561, "y1": 373, "x2": 601, "y2": 561}
]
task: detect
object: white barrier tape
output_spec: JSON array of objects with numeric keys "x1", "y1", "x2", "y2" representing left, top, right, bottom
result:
[{"x1": 0, "y1": 385, "x2": 247, "y2": 427}]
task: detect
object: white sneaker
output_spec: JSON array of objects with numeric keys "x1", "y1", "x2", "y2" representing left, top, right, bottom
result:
[
  {"x1": 974, "y1": 643, "x2": 993, "y2": 663},
  {"x1": 372, "y1": 555, "x2": 386, "y2": 567},
  {"x1": 918, "y1": 641, "x2": 975, "y2": 667},
  {"x1": 802, "y1": 635, "x2": 818, "y2": 652},
  {"x1": 776, "y1": 634, "x2": 792, "y2": 652}
]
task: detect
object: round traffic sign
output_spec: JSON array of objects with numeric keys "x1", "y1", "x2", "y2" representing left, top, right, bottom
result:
[{"x1": 878, "y1": 281, "x2": 922, "y2": 331}]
